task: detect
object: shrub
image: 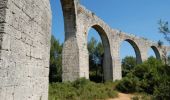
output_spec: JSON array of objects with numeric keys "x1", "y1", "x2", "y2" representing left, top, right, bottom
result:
[
  {"x1": 122, "y1": 56, "x2": 136, "y2": 77},
  {"x1": 49, "y1": 78, "x2": 118, "y2": 100},
  {"x1": 117, "y1": 57, "x2": 170, "y2": 100},
  {"x1": 131, "y1": 96, "x2": 140, "y2": 100},
  {"x1": 116, "y1": 76, "x2": 139, "y2": 93},
  {"x1": 116, "y1": 57, "x2": 166, "y2": 95},
  {"x1": 153, "y1": 81, "x2": 170, "y2": 100},
  {"x1": 131, "y1": 94, "x2": 152, "y2": 100}
]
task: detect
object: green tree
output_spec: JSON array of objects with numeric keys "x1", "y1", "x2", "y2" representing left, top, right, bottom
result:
[
  {"x1": 117, "y1": 56, "x2": 170, "y2": 98},
  {"x1": 121, "y1": 56, "x2": 136, "y2": 77},
  {"x1": 158, "y1": 20, "x2": 170, "y2": 43},
  {"x1": 49, "y1": 35, "x2": 62, "y2": 82},
  {"x1": 88, "y1": 37, "x2": 104, "y2": 82},
  {"x1": 158, "y1": 20, "x2": 170, "y2": 65},
  {"x1": 153, "y1": 64, "x2": 170, "y2": 100}
]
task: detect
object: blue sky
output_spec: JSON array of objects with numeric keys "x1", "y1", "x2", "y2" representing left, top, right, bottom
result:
[{"x1": 50, "y1": 0, "x2": 170, "y2": 59}]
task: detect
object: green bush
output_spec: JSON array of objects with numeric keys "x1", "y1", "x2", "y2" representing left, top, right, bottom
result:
[
  {"x1": 153, "y1": 81, "x2": 170, "y2": 100},
  {"x1": 122, "y1": 56, "x2": 136, "y2": 77},
  {"x1": 131, "y1": 63, "x2": 159, "y2": 94},
  {"x1": 117, "y1": 57, "x2": 170, "y2": 100},
  {"x1": 131, "y1": 93, "x2": 152, "y2": 100},
  {"x1": 116, "y1": 75, "x2": 140, "y2": 93},
  {"x1": 153, "y1": 65, "x2": 170, "y2": 100},
  {"x1": 49, "y1": 78, "x2": 118, "y2": 100},
  {"x1": 131, "y1": 96, "x2": 140, "y2": 100}
]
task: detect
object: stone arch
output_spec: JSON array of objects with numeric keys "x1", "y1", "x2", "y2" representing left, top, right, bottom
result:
[
  {"x1": 121, "y1": 39, "x2": 142, "y2": 64},
  {"x1": 166, "y1": 50, "x2": 170, "y2": 65},
  {"x1": 149, "y1": 46, "x2": 161, "y2": 59},
  {"x1": 86, "y1": 24, "x2": 113, "y2": 81}
]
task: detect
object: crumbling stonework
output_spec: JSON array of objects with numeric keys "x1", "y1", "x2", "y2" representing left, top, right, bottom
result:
[
  {"x1": 0, "y1": 0, "x2": 51, "y2": 100},
  {"x1": 0, "y1": 0, "x2": 170, "y2": 100}
]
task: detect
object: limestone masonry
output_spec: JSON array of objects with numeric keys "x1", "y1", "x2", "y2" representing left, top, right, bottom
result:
[{"x1": 0, "y1": 0, "x2": 170, "y2": 100}]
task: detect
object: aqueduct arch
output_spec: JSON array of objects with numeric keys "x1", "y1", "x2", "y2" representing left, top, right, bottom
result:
[
  {"x1": 86, "y1": 25, "x2": 113, "y2": 81},
  {"x1": 149, "y1": 46, "x2": 161, "y2": 59},
  {"x1": 122, "y1": 39, "x2": 142, "y2": 64},
  {"x1": 0, "y1": 0, "x2": 170, "y2": 100}
]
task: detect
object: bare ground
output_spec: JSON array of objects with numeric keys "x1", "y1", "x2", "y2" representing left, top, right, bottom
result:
[{"x1": 108, "y1": 93, "x2": 133, "y2": 100}]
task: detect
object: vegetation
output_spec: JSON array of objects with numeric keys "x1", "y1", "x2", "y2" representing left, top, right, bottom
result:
[
  {"x1": 158, "y1": 20, "x2": 170, "y2": 65},
  {"x1": 158, "y1": 20, "x2": 170, "y2": 43},
  {"x1": 49, "y1": 78, "x2": 118, "y2": 100},
  {"x1": 131, "y1": 93, "x2": 152, "y2": 100},
  {"x1": 88, "y1": 37, "x2": 104, "y2": 82},
  {"x1": 116, "y1": 57, "x2": 170, "y2": 100},
  {"x1": 49, "y1": 35, "x2": 63, "y2": 82},
  {"x1": 121, "y1": 56, "x2": 136, "y2": 77}
]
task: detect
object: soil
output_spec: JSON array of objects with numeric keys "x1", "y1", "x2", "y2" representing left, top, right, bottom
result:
[{"x1": 108, "y1": 93, "x2": 133, "y2": 100}]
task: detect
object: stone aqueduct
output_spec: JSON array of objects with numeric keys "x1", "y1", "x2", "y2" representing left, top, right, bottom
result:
[{"x1": 0, "y1": 0, "x2": 170, "y2": 100}]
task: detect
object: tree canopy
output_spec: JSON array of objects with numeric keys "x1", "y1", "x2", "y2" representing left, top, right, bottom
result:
[
  {"x1": 49, "y1": 35, "x2": 63, "y2": 82},
  {"x1": 121, "y1": 56, "x2": 136, "y2": 77},
  {"x1": 88, "y1": 37, "x2": 104, "y2": 82}
]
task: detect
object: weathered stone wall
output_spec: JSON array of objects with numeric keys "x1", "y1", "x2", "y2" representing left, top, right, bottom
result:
[{"x1": 0, "y1": 0, "x2": 51, "y2": 100}]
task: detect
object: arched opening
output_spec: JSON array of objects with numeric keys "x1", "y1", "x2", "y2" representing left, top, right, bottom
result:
[
  {"x1": 87, "y1": 25, "x2": 112, "y2": 82},
  {"x1": 167, "y1": 51, "x2": 170, "y2": 65},
  {"x1": 88, "y1": 28, "x2": 104, "y2": 83},
  {"x1": 49, "y1": 0, "x2": 65, "y2": 83},
  {"x1": 147, "y1": 46, "x2": 161, "y2": 60},
  {"x1": 120, "y1": 39, "x2": 142, "y2": 77}
]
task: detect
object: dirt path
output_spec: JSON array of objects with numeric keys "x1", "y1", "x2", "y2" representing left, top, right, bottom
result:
[{"x1": 108, "y1": 93, "x2": 133, "y2": 100}]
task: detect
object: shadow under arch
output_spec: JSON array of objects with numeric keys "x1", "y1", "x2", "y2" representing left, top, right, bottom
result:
[
  {"x1": 150, "y1": 46, "x2": 161, "y2": 60},
  {"x1": 122, "y1": 39, "x2": 142, "y2": 64},
  {"x1": 86, "y1": 24, "x2": 113, "y2": 81}
]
